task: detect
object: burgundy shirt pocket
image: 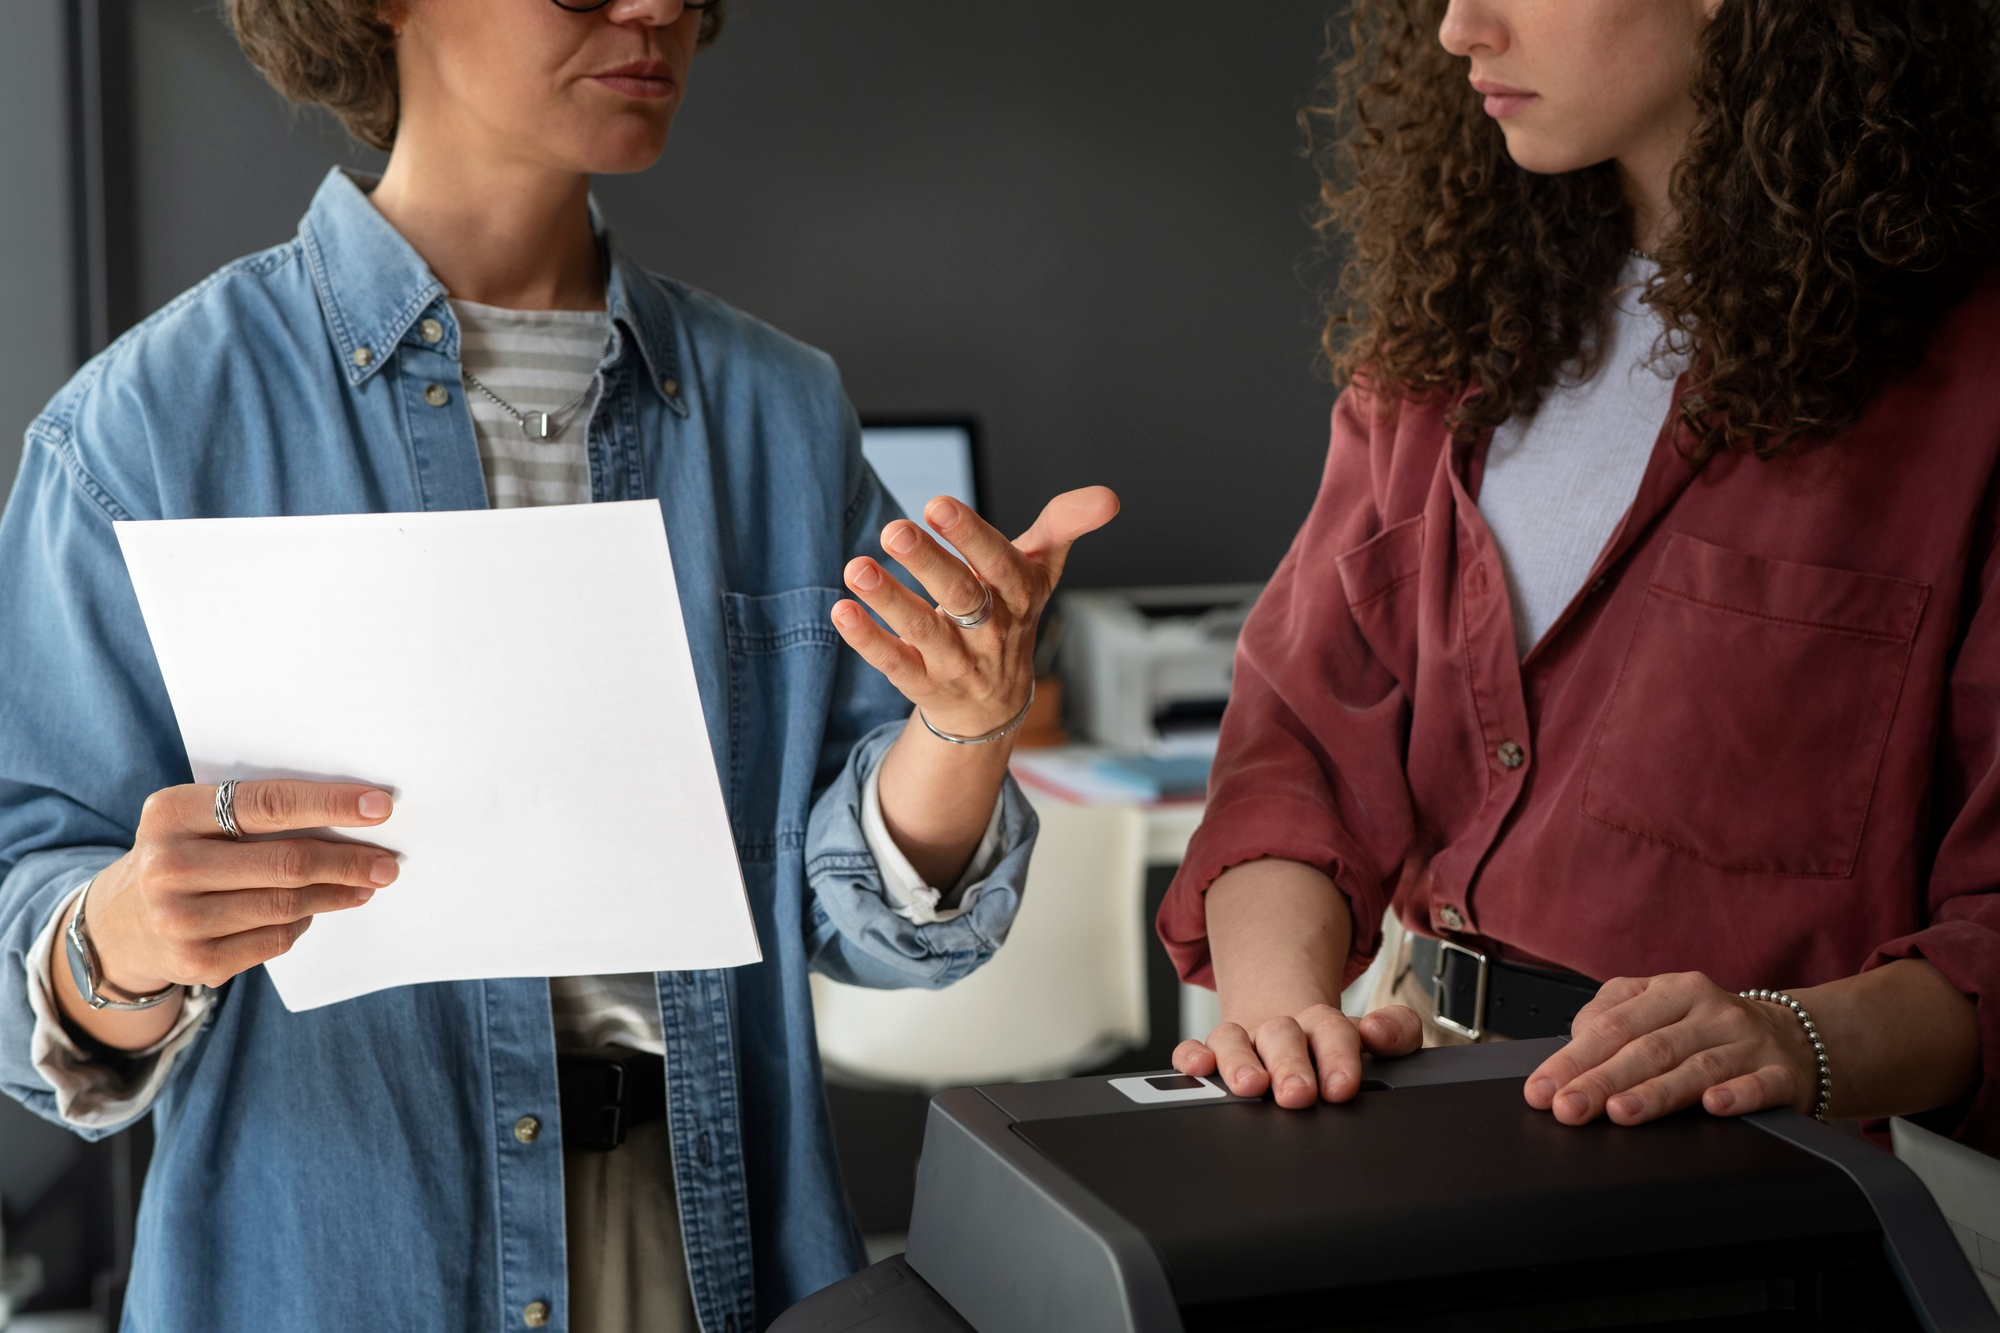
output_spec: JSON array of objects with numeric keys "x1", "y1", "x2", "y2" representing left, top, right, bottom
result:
[
  {"x1": 1581, "y1": 533, "x2": 1928, "y2": 877},
  {"x1": 1335, "y1": 514, "x2": 1426, "y2": 692}
]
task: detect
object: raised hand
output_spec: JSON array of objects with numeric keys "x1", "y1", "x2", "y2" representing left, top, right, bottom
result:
[{"x1": 832, "y1": 487, "x2": 1119, "y2": 737}]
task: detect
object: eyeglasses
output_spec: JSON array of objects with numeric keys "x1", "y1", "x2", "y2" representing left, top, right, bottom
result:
[{"x1": 549, "y1": 0, "x2": 715, "y2": 12}]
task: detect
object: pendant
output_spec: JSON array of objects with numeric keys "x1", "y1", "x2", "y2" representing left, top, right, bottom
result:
[{"x1": 521, "y1": 411, "x2": 555, "y2": 440}]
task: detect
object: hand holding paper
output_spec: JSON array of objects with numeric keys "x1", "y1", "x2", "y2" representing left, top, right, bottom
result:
[{"x1": 104, "y1": 501, "x2": 760, "y2": 1012}]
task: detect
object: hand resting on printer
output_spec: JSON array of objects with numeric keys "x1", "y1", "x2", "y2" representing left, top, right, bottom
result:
[{"x1": 1171, "y1": 858, "x2": 1980, "y2": 1128}]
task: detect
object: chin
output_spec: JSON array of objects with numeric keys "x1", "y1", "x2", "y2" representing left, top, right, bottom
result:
[
  {"x1": 570, "y1": 123, "x2": 674, "y2": 176},
  {"x1": 1495, "y1": 127, "x2": 1599, "y2": 178}
]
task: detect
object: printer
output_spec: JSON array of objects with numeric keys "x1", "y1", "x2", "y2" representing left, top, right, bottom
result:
[
  {"x1": 774, "y1": 1039, "x2": 1996, "y2": 1333},
  {"x1": 1057, "y1": 585, "x2": 1262, "y2": 752}
]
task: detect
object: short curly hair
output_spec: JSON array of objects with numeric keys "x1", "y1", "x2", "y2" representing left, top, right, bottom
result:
[{"x1": 225, "y1": 0, "x2": 730, "y2": 153}]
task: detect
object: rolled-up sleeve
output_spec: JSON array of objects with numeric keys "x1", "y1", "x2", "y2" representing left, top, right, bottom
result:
[
  {"x1": 1156, "y1": 390, "x2": 1419, "y2": 992},
  {"x1": 1870, "y1": 492, "x2": 2000, "y2": 1147},
  {"x1": 805, "y1": 722, "x2": 1037, "y2": 988},
  {"x1": 1, "y1": 416, "x2": 204, "y2": 1136}
]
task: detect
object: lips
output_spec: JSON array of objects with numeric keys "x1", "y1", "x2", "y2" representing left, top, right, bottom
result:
[
  {"x1": 1470, "y1": 77, "x2": 1536, "y2": 119},
  {"x1": 591, "y1": 60, "x2": 675, "y2": 100}
]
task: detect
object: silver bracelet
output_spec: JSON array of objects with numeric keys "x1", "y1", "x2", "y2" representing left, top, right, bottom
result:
[
  {"x1": 1740, "y1": 988, "x2": 1831, "y2": 1121},
  {"x1": 917, "y1": 682, "x2": 1036, "y2": 746}
]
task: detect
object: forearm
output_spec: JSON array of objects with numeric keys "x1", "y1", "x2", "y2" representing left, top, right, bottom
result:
[
  {"x1": 874, "y1": 715, "x2": 1015, "y2": 888},
  {"x1": 1796, "y1": 959, "x2": 1979, "y2": 1120},
  {"x1": 1206, "y1": 858, "x2": 1354, "y2": 1025}
]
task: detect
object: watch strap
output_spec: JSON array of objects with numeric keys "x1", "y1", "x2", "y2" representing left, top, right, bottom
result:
[{"x1": 64, "y1": 879, "x2": 179, "y2": 1012}]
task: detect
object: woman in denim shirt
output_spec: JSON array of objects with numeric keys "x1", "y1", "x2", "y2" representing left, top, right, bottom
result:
[{"x1": 0, "y1": 1, "x2": 1115, "y2": 1329}]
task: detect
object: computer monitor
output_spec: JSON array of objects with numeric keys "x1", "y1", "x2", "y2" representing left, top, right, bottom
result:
[{"x1": 859, "y1": 418, "x2": 984, "y2": 544}]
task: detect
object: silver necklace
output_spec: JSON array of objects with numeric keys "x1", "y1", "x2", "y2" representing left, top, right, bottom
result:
[
  {"x1": 1629, "y1": 245, "x2": 1658, "y2": 263},
  {"x1": 461, "y1": 370, "x2": 593, "y2": 441}
]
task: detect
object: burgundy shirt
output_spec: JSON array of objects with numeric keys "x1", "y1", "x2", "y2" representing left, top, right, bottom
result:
[{"x1": 1159, "y1": 275, "x2": 2000, "y2": 1147}]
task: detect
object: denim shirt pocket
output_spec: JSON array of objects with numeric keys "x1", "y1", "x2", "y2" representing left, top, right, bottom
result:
[
  {"x1": 721, "y1": 586, "x2": 846, "y2": 860},
  {"x1": 1581, "y1": 533, "x2": 1929, "y2": 877}
]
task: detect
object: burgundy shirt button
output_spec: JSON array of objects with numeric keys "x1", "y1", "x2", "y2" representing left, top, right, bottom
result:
[
  {"x1": 1497, "y1": 740, "x2": 1526, "y2": 769},
  {"x1": 1439, "y1": 905, "x2": 1466, "y2": 932}
]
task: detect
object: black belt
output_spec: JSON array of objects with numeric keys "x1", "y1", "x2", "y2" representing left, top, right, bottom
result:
[
  {"x1": 1408, "y1": 935, "x2": 1599, "y2": 1041},
  {"x1": 557, "y1": 1049, "x2": 666, "y2": 1151}
]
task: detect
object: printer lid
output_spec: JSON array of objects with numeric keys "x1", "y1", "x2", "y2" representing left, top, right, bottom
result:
[{"x1": 1007, "y1": 1076, "x2": 1878, "y2": 1309}]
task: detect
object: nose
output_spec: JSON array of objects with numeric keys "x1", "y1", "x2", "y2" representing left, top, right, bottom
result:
[
  {"x1": 602, "y1": 0, "x2": 709, "y2": 24},
  {"x1": 1438, "y1": 0, "x2": 1508, "y2": 58}
]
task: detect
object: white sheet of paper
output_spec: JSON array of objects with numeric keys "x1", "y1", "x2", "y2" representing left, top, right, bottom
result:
[{"x1": 114, "y1": 501, "x2": 760, "y2": 1012}]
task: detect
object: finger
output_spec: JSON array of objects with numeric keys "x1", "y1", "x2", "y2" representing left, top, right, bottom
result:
[
  {"x1": 1299, "y1": 1006, "x2": 1363, "y2": 1102},
  {"x1": 1584, "y1": 1025, "x2": 1753, "y2": 1125},
  {"x1": 830, "y1": 598, "x2": 929, "y2": 692},
  {"x1": 1525, "y1": 975, "x2": 1683, "y2": 1106},
  {"x1": 177, "y1": 836, "x2": 399, "y2": 893},
  {"x1": 879, "y1": 519, "x2": 988, "y2": 622},
  {"x1": 1172, "y1": 1039, "x2": 1218, "y2": 1077},
  {"x1": 842, "y1": 557, "x2": 974, "y2": 672},
  {"x1": 184, "y1": 917, "x2": 315, "y2": 988},
  {"x1": 1355, "y1": 1004, "x2": 1425, "y2": 1057},
  {"x1": 1702, "y1": 1064, "x2": 1799, "y2": 1118},
  {"x1": 1205, "y1": 1023, "x2": 1270, "y2": 1099},
  {"x1": 916, "y1": 500, "x2": 1041, "y2": 612},
  {"x1": 187, "y1": 881, "x2": 380, "y2": 935},
  {"x1": 202, "y1": 781, "x2": 394, "y2": 838},
  {"x1": 1004, "y1": 486, "x2": 1121, "y2": 587},
  {"x1": 1252, "y1": 1016, "x2": 1318, "y2": 1109}
]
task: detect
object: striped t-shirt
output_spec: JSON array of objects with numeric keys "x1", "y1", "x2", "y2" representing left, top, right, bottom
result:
[
  {"x1": 452, "y1": 299, "x2": 607, "y2": 509},
  {"x1": 450, "y1": 298, "x2": 666, "y2": 1057}
]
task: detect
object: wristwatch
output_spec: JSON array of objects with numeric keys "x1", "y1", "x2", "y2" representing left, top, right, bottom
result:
[{"x1": 64, "y1": 878, "x2": 180, "y2": 1011}]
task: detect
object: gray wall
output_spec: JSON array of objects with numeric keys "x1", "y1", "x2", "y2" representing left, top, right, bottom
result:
[
  {"x1": 0, "y1": 0, "x2": 76, "y2": 493},
  {"x1": 106, "y1": 1, "x2": 1345, "y2": 587}
]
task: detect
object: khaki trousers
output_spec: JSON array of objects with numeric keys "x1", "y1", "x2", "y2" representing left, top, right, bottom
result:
[{"x1": 563, "y1": 1119, "x2": 698, "y2": 1333}]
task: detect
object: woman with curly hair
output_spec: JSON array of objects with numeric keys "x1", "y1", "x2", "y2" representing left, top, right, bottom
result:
[
  {"x1": 1161, "y1": 0, "x2": 2000, "y2": 1151},
  {"x1": 0, "y1": 1, "x2": 1114, "y2": 1330}
]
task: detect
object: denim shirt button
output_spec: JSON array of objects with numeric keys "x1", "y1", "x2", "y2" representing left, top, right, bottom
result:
[
  {"x1": 423, "y1": 383, "x2": 450, "y2": 408},
  {"x1": 661, "y1": 377, "x2": 680, "y2": 398},
  {"x1": 513, "y1": 1116, "x2": 540, "y2": 1145},
  {"x1": 350, "y1": 345, "x2": 373, "y2": 368},
  {"x1": 522, "y1": 1301, "x2": 549, "y2": 1328},
  {"x1": 419, "y1": 317, "x2": 444, "y2": 344}
]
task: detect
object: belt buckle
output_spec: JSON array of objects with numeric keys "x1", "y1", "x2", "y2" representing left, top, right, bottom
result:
[{"x1": 1431, "y1": 939, "x2": 1490, "y2": 1041}]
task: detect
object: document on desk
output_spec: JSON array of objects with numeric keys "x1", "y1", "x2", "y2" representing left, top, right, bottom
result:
[{"x1": 114, "y1": 501, "x2": 760, "y2": 1012}]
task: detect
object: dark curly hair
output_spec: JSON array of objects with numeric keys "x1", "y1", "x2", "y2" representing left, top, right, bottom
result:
[
  {"x1": 226, "y1": 0, "x2": 730, "y2": 154},
  {"x1": 1313, "y1": 0, "x2": 2000, "y2": 458}
]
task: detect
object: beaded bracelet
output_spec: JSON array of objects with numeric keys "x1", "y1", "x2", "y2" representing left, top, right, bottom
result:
[{"x1": 1739, "y1": 988, "x2": 1831, "y2": 1121}]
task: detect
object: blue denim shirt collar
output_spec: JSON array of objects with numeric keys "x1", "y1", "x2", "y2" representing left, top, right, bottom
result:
[{"x1": 299, "y1": 168, "x2": 684, "y2": 414}]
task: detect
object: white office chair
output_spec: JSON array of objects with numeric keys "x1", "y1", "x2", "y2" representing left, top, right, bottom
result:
[{"x1": 811, "y1": 787, "x2": 1149, "y2": 1089}]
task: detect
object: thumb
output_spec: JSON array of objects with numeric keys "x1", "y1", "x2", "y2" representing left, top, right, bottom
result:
[{"x1": 1014, "y1": 485, "x2": 1120, "y2": 583}]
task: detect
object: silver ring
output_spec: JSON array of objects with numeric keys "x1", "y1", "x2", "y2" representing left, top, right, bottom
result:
[
  {"x1": 942, "y1": 581, "x2": 994, "y2": 630},
  {"x1": 213, "y1": 779, "x2": 245, "y2": 840}
]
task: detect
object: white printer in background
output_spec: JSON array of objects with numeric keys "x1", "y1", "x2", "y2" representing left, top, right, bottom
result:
[{"x1": 1056, "y1": 584, "x2": 1262, "y2": 752}]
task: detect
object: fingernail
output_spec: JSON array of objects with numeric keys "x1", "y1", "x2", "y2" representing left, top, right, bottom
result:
[
  {"x1": 1282, "y1": 1076, "x2": 1309, "y2": 1098},
  {"x1": 1609, "y1": 1094, "x2": 1638, "y2": 1118},
  {"x1": 833, "y1": 603, "x2": 860, "y2": 629},
  {"x1": 928, "y1": 499, "x2": 961, "y2": 531},
  {"x1": 1235, "y1": 1068, "x2": 1257, "y2": 1086},
  {"x1": 1527, "y1": 1077, "x2": 1555, "y2": 1102},
  {"x1": 1557, "y1": 1091, "x2": 1588, "y2": 1118},
  {"x1": 1325, "y1": 1069, "x2": 1351, "y2": 1096},
  {"x1": 884, "y1": 523, "x2": 918, "y2": 555},
  {"x1": 355, "y1": 885, "x2": 376, "y2": 905},
  {"x1": 370, "y1": 856, "x2": 398, "y2": 886},
  {"x1": 851, "y1": 563, "x2": 881, "y2": 591},
  {"x1": 358, "y1": 790, "x2": 391, "y2": 820},
  {"x1": 1708, "y1": 1088, "x2": 1735, "y2": 1112}
]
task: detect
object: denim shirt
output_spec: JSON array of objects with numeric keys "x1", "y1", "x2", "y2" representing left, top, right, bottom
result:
[{"x1": 0, "y1": 170, "x2": 1036, "y2": 1333}]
